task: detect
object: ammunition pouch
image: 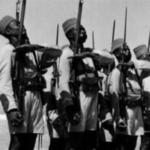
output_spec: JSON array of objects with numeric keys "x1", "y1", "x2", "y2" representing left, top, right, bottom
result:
[
  {"x1": 80, "y1": 77, "x2": 101, "y2": 91},
  {"x1": 125, "y1": 99, "x2": 142, "y2": 107},
  {"x1": 24, "y1": 74, "x2": 46, "y2": 91},
  {"x1": 13, "y1": 73, "x2": 46, "y2": 92}
]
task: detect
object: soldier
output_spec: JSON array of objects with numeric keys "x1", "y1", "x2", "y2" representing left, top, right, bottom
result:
[
  {"x1": 0, "y1": 15, "x2": 62, "y2": 150},
  {"x1": 97, "y1": 49, "x2": 116, "y2": 150},
  {"x1": 133, "y1": 44, "x2": 150, "y2": 150},
  {"x1": 46, "y1": 65, "x2": 68, "y2": 150},
  {"x1": 58, "y1": 18, "x2": 98, "y2": 150},
  {"x1": 109, "y1": 38, "x2": 145, "y2": 150},
  {"x1": 58, "y1": 17, "x2": 115, "y2": 150}
]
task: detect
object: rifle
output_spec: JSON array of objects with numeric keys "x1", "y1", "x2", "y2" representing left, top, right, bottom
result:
[
  {"x1": 119, "y1": 7, "x2": 128, "y2": 122},
  {"x1": 50, "y1": 24, "x2": 60, "y2": 110},
  {"x1": 72, "y1": 0, "x2": 84, "y2": 96},
  {"x1": 74, "y1": 0, "x2": 84, "y2": 55},
  {"x1": 18, "y1": 0, "x2": 27, "y2": 46},
  {"x1": 148, "y1": 31, "x2": 150, "y2": 52},
  {"x1": 16, "y1": 0, "x2": 21, "y2": 22},
  {"x1": 66, "y1": 0, "x2": 84, "y2": 125},
  {"x1": 56, "y1": 24, "x2": 59, "y2": 46},
  {"x1": 105, "y1": 20, "x2": 116, "y2": 96},
  {"x1": 112, "y1": 20, "x2": 116, "y2": 42},
  {"x1": 92, "y1": 31, "x2": 95, "y2": 49},
  {"x1": 14, "y1": 0, "x2": 27, "y2": 114},
  {"x1": 100, "y1": 20, "x2": 116, "y2": 129}
]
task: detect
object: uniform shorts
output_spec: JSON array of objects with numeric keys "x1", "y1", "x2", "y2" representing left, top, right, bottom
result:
[
  {"x1": 116, "y1": 106, "x2": 144, "y2": 136},
  {"x1": 69, "y1": 91, "x2": 98, "y2": 132},
  {"x1": 7, "y1": 91, "x2": 44, "y2": 134}
]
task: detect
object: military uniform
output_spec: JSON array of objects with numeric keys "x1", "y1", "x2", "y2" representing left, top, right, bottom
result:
[
  {"x1": 0, "y1": 16, "x2": 62, "y2": 150},
  {"x1": 58, "y1": 45, "x2": 99, "y2": 132},
  {"x1": 109, "y1": 38, "x2": 145, "y2": 150},
  {"x1": 0, "y1": 44, "x2": 18, "y2": 117},
  {"x1": 133, "y1": 45, "x2": 150, "y2": 150}
]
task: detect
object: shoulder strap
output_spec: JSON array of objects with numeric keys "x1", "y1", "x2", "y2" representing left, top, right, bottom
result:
[{"x1": 134, "y1": 68, "x2": 143, "y2": 89}]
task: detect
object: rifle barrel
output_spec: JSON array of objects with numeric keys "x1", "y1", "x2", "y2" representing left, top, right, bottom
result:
[
  {"x1": 148, "y1": 31, "x2": 150, "y2": 52},
  {"x1": 92, "y1": 31, "x2": 95, "y2": 49},
  {"x1": 112, "y1": 20, "x2": 116, "y2": 42},
  {"x1": 18, "y1": 0, "x2": 27, "y2": 46},
  {"x1": 74, "y1": 0, "x2": 84, "y2": 54},
  {"x1": 124, "y1": 7, "x2": 127, "y2": 43},
  {"x1": 56, "y1": 24, "x2": 59, "y2": 46},
  {"x1": 16, "y1": 0, "x2": 21, "y2": 22}
]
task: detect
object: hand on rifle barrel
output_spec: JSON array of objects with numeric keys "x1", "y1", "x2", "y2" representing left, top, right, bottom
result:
[
  {"x1": 7, "y1": 109, "x2": 23, "y2": 127},
  {"x1": 119, "y1": 61, "x2": 135, "y2": 70}
]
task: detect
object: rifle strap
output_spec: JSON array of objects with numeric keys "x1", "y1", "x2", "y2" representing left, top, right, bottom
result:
[
  {"x1": 134, "y1": 68, "x2": 143, "y2": 90},
  {"x1": 32, "y1": 50, "x2": 38, "y2": 67}
]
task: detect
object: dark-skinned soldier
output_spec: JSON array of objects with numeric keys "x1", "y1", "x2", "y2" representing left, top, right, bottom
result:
[
  {"x1": 58, "y1": 18, "x2": 114, "y2": 150},
  {"x1": 109, "y1": 38, "x2": 145, "y2": 150},
  {"x1": 0, "y1": 16, "x2": 62, "y2": 150}
]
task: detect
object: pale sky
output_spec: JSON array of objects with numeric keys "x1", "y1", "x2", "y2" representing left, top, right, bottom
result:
[{"x1": 0, "y1": 0, "x2": 150, "y2": 57}]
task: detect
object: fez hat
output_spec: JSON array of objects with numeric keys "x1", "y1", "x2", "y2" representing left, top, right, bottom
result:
[
  {"x1": 0, "y1": 16, "x2": 16, "y2": 35},
  {"x1": 63, "y1": 18, "x2": 78, "y2": 34},
  {"x1": 111, "y1": 38, "x2": 124, "y2": 53},
  {"x1": 133, "y1": 44, "x2": 148, "y2": 58}
]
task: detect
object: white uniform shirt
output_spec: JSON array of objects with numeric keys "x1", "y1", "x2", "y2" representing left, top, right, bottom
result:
[{"x1": 0, "y1": 43, "x2": 17, "y2": 112}]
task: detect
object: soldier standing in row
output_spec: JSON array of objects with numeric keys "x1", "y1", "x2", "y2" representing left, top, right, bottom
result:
[
  {"x1": 97, "y1": 49, "x2": 116, "y2": 150},
  {"x1": 0, "y1": 15, "x2": 62, "y2": 150},
  {"x1": 109, "y1": 38, "x2": 145, "y2": 150},
  {"x1": 58, "y1": 15, "x2": 115, "y2": 149},
  {"x1": 133, "y1": 45, "x2": 150, "y2": 150},
  {"x1": 58, "y1": 17, "x2": 100, "y2": 150}
]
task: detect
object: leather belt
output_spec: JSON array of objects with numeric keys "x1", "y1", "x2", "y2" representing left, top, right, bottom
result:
[
  {"x1": 78, "y1": 73, "x2": 95, "y2": 81},
  {"x1": 125, "y1": 99, "x2": 142, "y2": 107}
]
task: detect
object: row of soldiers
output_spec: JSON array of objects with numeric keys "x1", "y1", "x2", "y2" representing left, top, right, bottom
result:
[{"x1": 0, "y1": 1, "x2": 150, "y2": 150}]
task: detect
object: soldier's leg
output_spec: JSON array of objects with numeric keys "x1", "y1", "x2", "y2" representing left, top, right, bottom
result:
[
  {"x1": 65, "y1": 132, "x2": 84, "y2": 150},
  {"x1": 141, "y1": 134, "x2": 150, "y2": 150},
  {"x1": 50, "y1": 138, "x2": 66, "y2": 150},
  {"x1": 85, "y1": 92, "x2": 98, "y2": 150},
  {"x1": 99, "y1": 141, "x2": 117, "y2": 150},
  {"x1": 83, "y1": 130, "x2": 97, "y2": 150},
  {"x1": 9, "y1": 134, "x2": 23, "y2": 150},
  {"x1": 9, "y1": 133, "x2": 37, "y2": 150},
  {"x1": 116, "y1": 134, "x2": 128, "y2": 150},
  {"x1": 127, "y1": 135, "x2": 137, "y2": 150},
  {"x1": 21, "y1": 133, "x2": 37, "y2": 150}
]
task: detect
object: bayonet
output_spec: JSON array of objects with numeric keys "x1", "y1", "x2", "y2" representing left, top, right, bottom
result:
[
  {"x1": 124, "y1": 7, "x2": 127, "y2": 44},
  {"x1": 16, "y1": 0, "x2": 21, "y2": 22},
  {"x1": 112, "y1": 20, "x2": 116, "y2": 42},
  {"x1": 74, "y1": 0, "x2": 84, "y2": 54},
  {"x1": 56, "y1": 24, "x2": 59, "y2": 46},
  {"x1": 122, "y1": 7, "x2": 127, "y2": 63},
  {"x1": 92, "y1": 31, "x2": 95, "y2": 49},
  {"x1": 18, "y1": 0, "x2": 27, "y2": 46},
  {"x1": 148, "y1": 31, "x2": 150, "y2": 52},
  {"x1": 120, "y1": 7, "x2": 128, "y2": 95}
]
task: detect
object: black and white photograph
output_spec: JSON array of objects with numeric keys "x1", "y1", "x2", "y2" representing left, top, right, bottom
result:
[{"x1": 0, "y1": 0, "x2": 150, "y2": 150}]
